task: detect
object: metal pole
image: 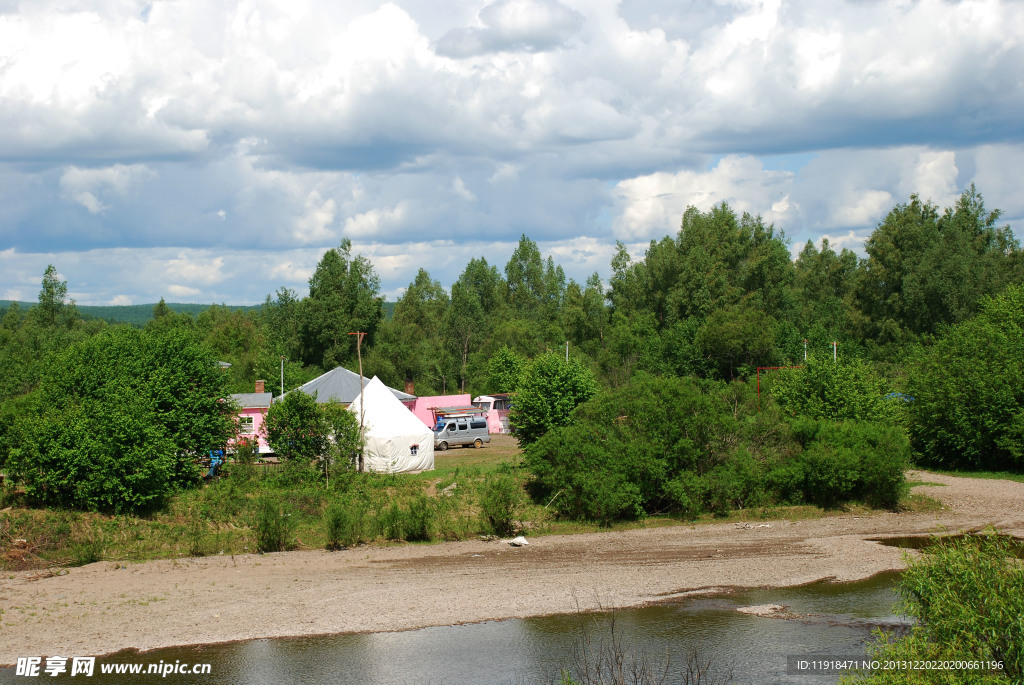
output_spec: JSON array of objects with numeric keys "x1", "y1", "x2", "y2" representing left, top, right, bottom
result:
[
  {"x1": 349, "y1": 331, "x2": 366, "y2": 472},
  {"x1": 565, "y1": 340, "x2": 568, "y2": 362},
  {"x1": 803, "y1": 339, "x2": 808, "y2": 361},
  {"x1": 832, "y1": 341, "x2": 837, "y2": 362},
  {"x1": 280, "y1": 355, "x2": 284, "y2": 396}
]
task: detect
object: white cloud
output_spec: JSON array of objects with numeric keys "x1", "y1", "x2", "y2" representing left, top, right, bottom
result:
[
  {"x1": 452, "y1": 176, "x2": 475, "y2": 201},
  {"x1": 163, "y1": 253, "x2": 226, "y2": 286},
  {"x1": 109, "y1": 294, "x2": 132, "y2": 305},
  {"x1": 58, "y1": 164, "x2": 156, "y2": 213},
  {"x1": 342, "y1": 202, "x2": 409, "y2": 239},
  {"x1": 830, "y1": 190, "x2": 894, "y2": 228},
  {"x1": 612, "y1": 155, "x2": 795, "y2": 240},
  {"x1": 167, "y1": 284, "x2": 201, "y2": 297},
  {"x1": 0, "y1": 0, "x2": 1022, "y2": 305},
  {"x1": 436, "y1": 0, "x2": 584, "y2": 57}
]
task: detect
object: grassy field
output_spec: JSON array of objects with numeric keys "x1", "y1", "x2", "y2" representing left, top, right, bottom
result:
[{"x1": 0, "y1": 435, "x2": 943, "y2": 571}]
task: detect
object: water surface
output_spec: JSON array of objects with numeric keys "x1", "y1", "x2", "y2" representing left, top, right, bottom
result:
[{"x1": 0, "y1": 573, "x2": 907, "y2": 685}]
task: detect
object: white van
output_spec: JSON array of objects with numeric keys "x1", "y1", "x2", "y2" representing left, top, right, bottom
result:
[{"x1": 433, "y1": 417, "x2": 491, "y2": 450}]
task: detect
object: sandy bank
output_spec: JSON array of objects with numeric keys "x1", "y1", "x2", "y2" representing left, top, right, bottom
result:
[{"x1": 1, "y1": 471, "x2": 1022, "y2": 665}]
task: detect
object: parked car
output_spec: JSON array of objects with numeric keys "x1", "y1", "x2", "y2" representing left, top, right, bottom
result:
[{"x1": 433, "y1": 417, "x2": 491, "y2": 450}]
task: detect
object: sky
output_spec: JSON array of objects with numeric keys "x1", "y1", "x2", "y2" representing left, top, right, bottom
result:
[{"x1": 1, "y1": 0, "x2": 1023, "y2": 305}]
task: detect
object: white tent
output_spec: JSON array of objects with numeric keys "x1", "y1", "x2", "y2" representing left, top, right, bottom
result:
[{"x1": 348, "y1": 376, "x2": 435, "y2": 473}]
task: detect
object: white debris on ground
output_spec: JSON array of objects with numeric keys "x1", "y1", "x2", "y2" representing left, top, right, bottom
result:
[{"x1": 508, "y1": 536, "x2": 529, "y2": 546}]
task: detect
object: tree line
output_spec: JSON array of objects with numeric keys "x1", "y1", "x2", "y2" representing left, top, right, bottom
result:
[{"x1": 0, "y1": 184, "x2": 1022, "y2": 515}]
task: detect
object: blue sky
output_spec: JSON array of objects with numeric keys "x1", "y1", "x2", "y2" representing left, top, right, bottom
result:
[{"x1": 1, "y1": 0, "x2": 1022, "y2": 305}]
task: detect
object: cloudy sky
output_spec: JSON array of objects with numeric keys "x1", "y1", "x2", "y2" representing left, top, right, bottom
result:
[{"x1": 1, "y1": 0, "x2": 1022, "y2": 305}]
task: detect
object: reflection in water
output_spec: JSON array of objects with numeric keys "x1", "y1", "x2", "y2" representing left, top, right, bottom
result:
[{"x1": 0, "y1": 573, "x2": 908, "y2": 685}]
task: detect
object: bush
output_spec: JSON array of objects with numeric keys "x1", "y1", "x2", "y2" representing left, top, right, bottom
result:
[
  {"x1": 403, "y1": 495, "x2": 433, "y2": 542},
  {"x1": 798, "y1": 421, "x2": 909, "y2": 509},
  {"x1": 847, "y1": 534, "x2": 1023, "y2": 684},
  {"x1": 477, "y1": 472, "x2": 523, "y2": 535},
  {"x1": 907, "y1": 284, "x2": 1024, "y2": 471},
  {"x1": 325, "y1": 497, "x2": 367, "y2": 549},
  {"x1": 526, "y1": 375, "x2": 909, "y2": 524},
  {"x1": 3, "y1": 327, "x2": 235, "y2": 515},
  {"x1": 797, "y1": 442, "x2": 860, "y2": 508},
  {"x1": 773, "y1": 354, "x2": 897, "y2": 423},
  {"x1": 253, "y1": 496, "x2": 290, "y2": 553},
  {"x1": 374, "y1": 499, "x2": 434, "y2": 542}
]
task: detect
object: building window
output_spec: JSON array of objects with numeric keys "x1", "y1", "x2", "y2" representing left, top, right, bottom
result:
[
  {"x1": 238, "y1": 416, "x2": 254, "y2": 435},
  {"x1": 410, "y1": 444, "x2": 419, "y2": 455}
]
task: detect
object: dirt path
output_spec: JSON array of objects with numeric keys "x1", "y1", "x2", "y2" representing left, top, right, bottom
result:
[{"x1": 1, "y1": 471, "x2": 1022, "y2": 665}]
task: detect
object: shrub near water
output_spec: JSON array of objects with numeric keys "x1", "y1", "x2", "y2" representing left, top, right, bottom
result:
[
  {"x1": 526, "y1": 375, "x2": 909, "y2": 523},
  {"x1": 477, "y1": 471, "x2": 522, "y2": 536},
  {"x1": 846, "y1": 534, "x2": 1023, "y2": 684}
]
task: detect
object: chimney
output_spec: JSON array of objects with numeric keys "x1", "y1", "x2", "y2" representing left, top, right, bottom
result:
[
  {"x1": 255, "y1": 380, "x2": 265, "y2": 393},
  {"x1": 405, "y1": 379, "x2": 415, "y2": 395}
]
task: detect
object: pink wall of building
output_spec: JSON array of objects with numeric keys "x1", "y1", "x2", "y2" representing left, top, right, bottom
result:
[
  {"x1": 231, "y1": 407, "x2": 272, "y2": 454},
  {"x1": 472, "y1": 395, "x2": 512, "y2": 434},
  {"x1": 404, "y1": 394, "x2": 473, "y2": 428}
]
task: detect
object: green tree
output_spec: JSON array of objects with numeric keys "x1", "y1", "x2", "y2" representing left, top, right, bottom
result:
[
  {"x1": 793, "y1": 238, "x2": 861, "y2": 350},
  {"x1": 369, "y1": 269, "x2": 450, "y2": 394},
  {"x1": 856, "y1": 186, "x2": 1021, "y2": 346},
  {"x1": 320, "y1": 400, "x2": 363, "y2": 481},
  {"x1": 262, "y1": 390, "x2": 330, "y2": 463},
  {"x1": 447, "y1": 273, "x2": 487, "y2": 393},
  {"x1": 484, "y1": 345, "x2": 526, "y2": 394},
  {"x1": 299, "y1": 239, "x2": 384, "y2": 369},
  {"x1": 4, "y1": 326, "x2": 235, "y2": 514},
  {"x1": 34, "y1": 264, "x2": 79, "y2": 329},
  {"x1": 907, "y1": 284, "x2": 1024, "y2": 471},
  {"x1": 505, "y1": 234, "x2": 546, "y2": 316},
  {"x1": 509, "y1": 352, "x2": 596, "y2": 445}
]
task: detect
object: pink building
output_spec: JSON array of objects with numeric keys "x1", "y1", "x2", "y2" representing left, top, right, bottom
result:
[
  {"x1": 472, "y1": 394, "x2": 513, "y2": 434},
  {"x1": 404, "y1": 394, "x2": 473, "y2": 428},
  {"x1": 230, "y1": 381, "x2": 273, "y2": 454}
]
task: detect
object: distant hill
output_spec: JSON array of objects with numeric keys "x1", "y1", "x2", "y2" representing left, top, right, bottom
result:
[
  {"x1": 0, "y1": 300, "x2": 261, "y2": 327},
  {"x1": 2, "y1": 299, "x2": 398, "y2": 325}
]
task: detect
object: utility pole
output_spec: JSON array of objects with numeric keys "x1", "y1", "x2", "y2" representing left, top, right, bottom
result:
[
  {"x1": 832, "y1": 341, "x2": 838, "y2": 362},
  {"x1": 803, "y1": 339, "x2": 808, "y2": 361},
  {"x1": 280, "y1": 355, "x2": 285, "y2": 397},
  {"x1": 565, "y1": 340, "x2": 569, "y2": 362},
  {"x1": 348, "y1": 331, "x2": 366, "y2": 472}
]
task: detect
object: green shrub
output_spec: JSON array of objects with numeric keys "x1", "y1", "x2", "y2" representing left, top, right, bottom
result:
[
  {"x1": 253, "y1": 496, "x2": 290, "y2": 553},
  {"x1": 377, "y1": 502, "x2": 405, "y2": 541},
  {"x1": 797, "y1": 442, "x2": 860, "y2": 508},
  {"x1": 907, "y1": 283, "x2": 1024, "y2": 471},
  {"x1": 477, "y1": 472, "x2": 523, "y2": 535},
  {"x1": 847, "y1": 534, "x2": 1023, "y2": 684},
  {"x1": 773, "y1": 355, "x2": 897, "y2": 423},
  {"x1": 2, "y1": 327, "x2": 235, "y2": 515},
  {"x1": 797, "y1": 421, "x2": 909, "y2": 509},
  {"x1": 526, "y1": 375, "x2": 909, "y2": 524},
  {"x1": 186, "y1": 513, "x2": 207, "y2": 557},
  {"x1": 325, "y1": 498, "x2": 367, "y2": 549},
  {"x1": 403, "y1": 495, "x2": 433, "y2": 542},
  {"x1": 662, "y1": 471, "x2": 709, "y2": 519}
]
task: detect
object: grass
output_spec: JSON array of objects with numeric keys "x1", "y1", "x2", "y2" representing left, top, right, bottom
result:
[{"x1": 0, "y1": 435, "x2": 956, "y2": 570}]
